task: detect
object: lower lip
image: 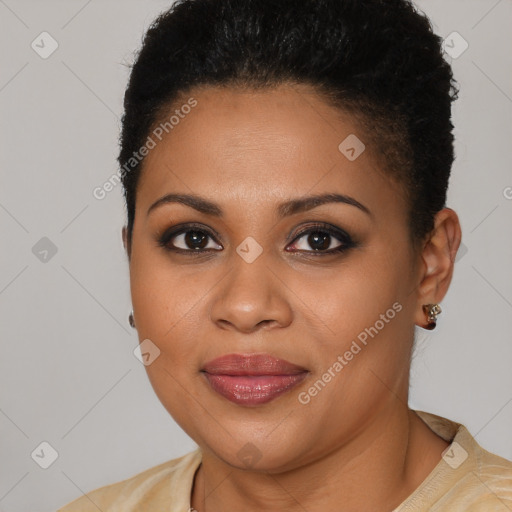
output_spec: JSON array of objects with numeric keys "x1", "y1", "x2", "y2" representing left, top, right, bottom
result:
[{"x1": 203, "y1": 373, "x2": 308, "y2": 406}]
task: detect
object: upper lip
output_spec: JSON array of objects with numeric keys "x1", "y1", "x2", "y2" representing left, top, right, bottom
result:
[{"x1": 201, "y1": 353, "x2": 308, "y2": 376}]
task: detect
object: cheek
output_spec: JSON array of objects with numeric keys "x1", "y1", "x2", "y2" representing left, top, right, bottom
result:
[
  {"x1": 293, "y1": 269, "x2": 412, "y2": 436},
  {"x1": 297, "y1": 253, "x2": 407, "y2": 345},
  {"x1": 293, "y1": 247, "x2": 413, "y2": 410},
  {"x1": 130, "y1": 240, "x2": 203, "y2": 337},
  {"x1": 129, "y1": 245, "x2": 211, "y2": 431},
  {"x1": 129, "y1": 245, "x2": 212, "y2": 405}
]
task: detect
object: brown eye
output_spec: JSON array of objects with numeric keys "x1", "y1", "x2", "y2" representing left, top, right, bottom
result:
[
  {"x1": 286, "y1": 223, "x2": 355, "y2": 255},
  {"x1": 180, "y1": 230, "x2": 211, "y2": 250},
  {"x1": 158, "y1": 225, "x2": 222, "y2": 252},
  {"x1": 299, "y1": 231, "x2": 340, "y2": 251}
]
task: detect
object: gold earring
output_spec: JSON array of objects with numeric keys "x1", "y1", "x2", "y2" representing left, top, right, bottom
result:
[
  {"x1": 129, "y1": 310, "x2": 136, "y2": 329},
  {"x1": 422, "y1": 303, "x2": 441, "y2": 330}
]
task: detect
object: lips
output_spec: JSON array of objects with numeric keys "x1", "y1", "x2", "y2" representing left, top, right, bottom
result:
[{"x1": 201, "y1": 353, "x2": 308, "y2": 406}]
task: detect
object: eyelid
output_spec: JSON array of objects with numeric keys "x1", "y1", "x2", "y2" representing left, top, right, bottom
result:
[
  {"x1": 287, "y1": 221, "x2": 351, "y2": 242},
  {"x1": 159, "y1": 222, "x2": 221, "y2": 240}
]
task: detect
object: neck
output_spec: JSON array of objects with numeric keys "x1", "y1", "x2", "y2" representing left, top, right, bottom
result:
[{"x1": 191, "y1": 406, "x2": 449, "y2": 512}]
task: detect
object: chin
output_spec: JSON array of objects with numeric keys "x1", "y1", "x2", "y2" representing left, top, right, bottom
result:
[{"x1": 197, "y1": 421, "x2": 314, "y2": 473}]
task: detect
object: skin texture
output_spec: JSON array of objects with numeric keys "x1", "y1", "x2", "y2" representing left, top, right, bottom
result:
[{"x1": 122, "y1": 84, "x2": 462, "y2": 511}]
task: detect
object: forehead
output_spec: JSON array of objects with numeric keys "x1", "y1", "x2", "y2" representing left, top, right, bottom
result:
[{"x1": 135, "y1": 84, "x2": 407, "y2": 225}]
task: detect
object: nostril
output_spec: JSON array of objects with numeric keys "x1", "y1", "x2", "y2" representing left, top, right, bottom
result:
[{"x1": 256, "y1": 319, "x2": 276, "y2": 329}]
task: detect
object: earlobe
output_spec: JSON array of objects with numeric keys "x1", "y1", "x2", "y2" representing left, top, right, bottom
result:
[
  {"x1": 122, "y1": 226, "x2": 130, "y2": 259},
  {"x1": 413, "y1": 208, "x2": 462, "y2": 329}
]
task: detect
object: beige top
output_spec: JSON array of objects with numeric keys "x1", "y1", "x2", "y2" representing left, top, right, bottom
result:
[{"x1": 57, "y1": 410, "x2": 512, "y2": 511}]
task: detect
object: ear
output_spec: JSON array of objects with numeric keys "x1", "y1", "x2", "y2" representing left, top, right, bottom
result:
[
  {"x1": 122, "y1": 225, "x2": 131, "y2": 260},
  {"x1": 413, "y1": 208, "x2": 462, "y2": 328}
]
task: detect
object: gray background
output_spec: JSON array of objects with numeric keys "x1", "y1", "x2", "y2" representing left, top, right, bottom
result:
[{"x1": 0, "y1": 1, "x2": 511, "y2": 510}]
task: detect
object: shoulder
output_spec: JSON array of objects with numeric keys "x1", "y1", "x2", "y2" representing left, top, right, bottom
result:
[
  {"x1": 57, "y1": 448, "x2": 202, "y2": 512},
  {"x1": 431, "y1": 447, "x2": 512, "y2": 511},
  {"x1": 413, "y1": 410, "x2": 512, "y2": 511},
  {"x1": 465, "y1": 443, "x2": 512, "y2": 509}
]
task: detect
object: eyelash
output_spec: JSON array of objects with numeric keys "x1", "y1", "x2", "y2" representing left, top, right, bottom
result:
[{"x1": 157, "y1": 222, "x2": 357, "y2": 257}]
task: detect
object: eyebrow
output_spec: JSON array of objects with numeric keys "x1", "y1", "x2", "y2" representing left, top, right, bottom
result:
[{"x1": 147, "y1": 192, "x2": 372, "y2": 218}]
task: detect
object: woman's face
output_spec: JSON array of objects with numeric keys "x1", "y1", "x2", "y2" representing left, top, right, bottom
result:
[{"x1": 126, "y1": 84, "x2": 426, "y2": 471}]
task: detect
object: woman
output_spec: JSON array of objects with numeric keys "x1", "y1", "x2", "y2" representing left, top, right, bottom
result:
[{"x1": 58, "y1": 0, "x2": 512, "y2": 510}]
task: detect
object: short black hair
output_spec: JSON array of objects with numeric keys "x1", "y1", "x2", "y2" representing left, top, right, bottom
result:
[{"x1": 119, "y1": 0, "x2": 458, "y2": 252}]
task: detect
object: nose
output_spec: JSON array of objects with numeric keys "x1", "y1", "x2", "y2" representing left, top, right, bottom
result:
[{"x1": 209, "y1": 251, "x2": 293, "y2": 334}]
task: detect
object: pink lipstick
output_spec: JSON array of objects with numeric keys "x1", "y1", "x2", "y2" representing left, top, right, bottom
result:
[{"x1": 201, "y1": 353, "x2": 308, "y2": 406}]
